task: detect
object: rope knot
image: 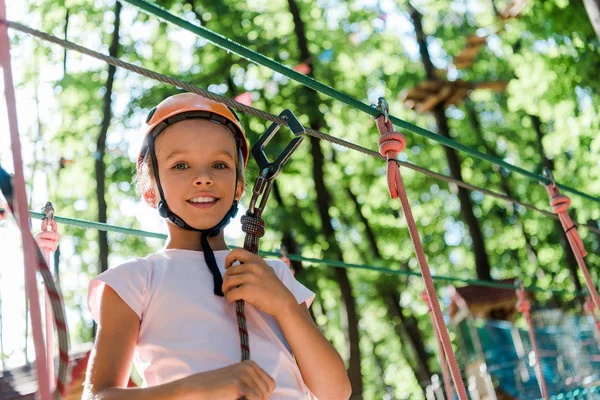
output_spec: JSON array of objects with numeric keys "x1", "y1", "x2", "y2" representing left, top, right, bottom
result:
[
  {"x1": 241, "y1": 214, "x2": 265, "y2": 239},
  {"x1": 35, "y1": 231, "x2": 60, "y2": 252},
  {"x1": 378, "y1": 131, "x2": 406, "y2": 161},
  {"x1": 35, "y1": 216, "x2": 60, "y2": 253},
  {"x1": 550, "y1": 193, "x2": 571, "y2": 214},
  {"x1": 375, "y1": 115, "x2": 406, "y2": 199}
]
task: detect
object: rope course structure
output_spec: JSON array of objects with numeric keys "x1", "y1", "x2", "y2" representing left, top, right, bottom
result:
[
  {"x1": 25, "y1": 210, "x2": 591, "y2": 298},
  {"x1": 1, "y1": 1, "x2": 599, "y2": 399},
  {"x1": 3, "y1": 21, "x2": 600, "y2": 239}
]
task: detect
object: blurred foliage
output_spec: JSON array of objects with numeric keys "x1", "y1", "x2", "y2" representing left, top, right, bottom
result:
[{"x1": 3, "y1": 0, "x2": 600, "y2": 398}]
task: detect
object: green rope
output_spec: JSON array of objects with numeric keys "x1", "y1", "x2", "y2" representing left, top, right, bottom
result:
[
  {"x1": 28, "y1": 211, "x2": 586, "y2": 297},
  {"x1": 120, "y1": 0, "x2": 600, "y2": 205},
  {"x1": 29, "y1": 211, "x2": 167, "y2": 239}
]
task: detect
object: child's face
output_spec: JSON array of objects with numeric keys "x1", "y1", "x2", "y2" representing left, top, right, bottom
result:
[{"x1": 152, "y1": 118, "x2": 244, "y2": 230}]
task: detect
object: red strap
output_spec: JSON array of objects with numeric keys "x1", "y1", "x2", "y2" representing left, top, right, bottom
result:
[
  {"x1": 375, "y1": 114, "x2": 468, "y2": 399},
  {"x1": 516, "y1": 287, "x2": 549, "y2": 400},
  {"x1": 544, "y1": 183, "x2": 600, "y2": 317},
  {"x1": 0, "y1": 8, "x2": 52, "y2": 400}
]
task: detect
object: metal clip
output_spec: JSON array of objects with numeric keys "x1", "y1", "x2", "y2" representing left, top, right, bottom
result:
[
  {"x1": 542, "y1": 167, "x2": 556, "y2": 188},
  {"x1": 372, "y1": 97, "x2": 389, "y2": 123},
  {"x1": 248, "y1": 110, "x2": 306, "y2": 214}
]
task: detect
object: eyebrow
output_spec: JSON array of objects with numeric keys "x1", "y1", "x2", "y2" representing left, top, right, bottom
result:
[{"x1": 164, "y1": 149, "x2": 235, "y2": 161}]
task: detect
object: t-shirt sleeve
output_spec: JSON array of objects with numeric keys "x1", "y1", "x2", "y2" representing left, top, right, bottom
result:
[
  {"x1": 88, "y1": 259, "x2": 149, "y2": 322},
  {"x1": 267, "y1": 259, "x2": 315, "y2": 308}
]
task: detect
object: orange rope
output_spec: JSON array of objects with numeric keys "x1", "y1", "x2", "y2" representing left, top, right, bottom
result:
[
  {"x1": 374, "y1": 100, "x2": 468, "y2": 399},
  {"x1": 421, "y1": 290, "x2": 453, "y2": 400},
  {"x1": 515, "y1": 286, "x2": 549, "y2": 400},
  {"x1": 35, "y1": 214, "x2": 60, "y2": 391},
  {"x1": 544, "y1": 177, "x2": 600, "y2": 318},
  {"x1": 0, "y1": 5, "x2": 52, "y2": 398}
]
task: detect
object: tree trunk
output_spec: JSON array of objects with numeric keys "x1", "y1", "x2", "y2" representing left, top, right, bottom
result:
[
  {"x1": 409, "y1": 3, "x2": 493, "y2": 281},
  {"x1": 310, "y1": 136, "x2": 363, "y2": 398},
  {"x1": 583, "y1": 0, "x2": 600, "y2": 40},
  {"x1": 95, "y1": 1, "x2": 121, "y2": 275},
  {"x1": 63, "y1": 8, "x2": 70, "y2": 75},
  {"x1": 286, "y1": 0, "x2": 363, "y2": 397},
  {"x1": 531, "y1": 115, "x2": 583, "y2": 294},
  {"x1": 381, "y1": 281, "x2": 433, "y2": 386}
]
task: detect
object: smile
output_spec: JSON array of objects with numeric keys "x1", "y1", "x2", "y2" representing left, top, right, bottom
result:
[{"x1": 188, "y1": 197, "x2": 219, "y2": 209}]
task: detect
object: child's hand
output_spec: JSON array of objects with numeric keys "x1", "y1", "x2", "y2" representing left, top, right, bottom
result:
[
  {"x1": 223, "y1": 248, "x2": 298, "y2": 319},
  {"x1": 182, "y1": 360, "x2": 275, "y2": 400}
]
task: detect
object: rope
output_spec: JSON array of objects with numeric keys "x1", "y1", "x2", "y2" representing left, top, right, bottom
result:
[
  {"x1": 34, "y1": 207, "x2": 61, "y2": 392},
  {"x1": 374, "y1": 111, "x2": 469, "y2": 399},
  {"x1": 515, "y1": 286, "x2": 549, "y2": 400},
  {"x1": 234, "y1": 210, "x2": 267, "y2": 362},
  {"x1": 4, "y1": 21, "x2": 600, "y2": 236},
  {"x1": 421, "y1": 290, "x2": 453, "y2": 400},
  {"x1": 544, "y1": 181, "x2": 600, "y2": 321},
  {"x1": 23, "y1": 211, "x2": 590, "y2": 297},
  {"x1": 1, "y1": 9, "x2": 70, "y2": 398},
  {"x1": 1, "y1": 5, "x2": 51, "y2": 398},
  {"x1": 4, "y1": 19, "x2": 600, "y2": 207},
  {"x1": 114, "y1": 0, "x2": 599, "y2": 204}
]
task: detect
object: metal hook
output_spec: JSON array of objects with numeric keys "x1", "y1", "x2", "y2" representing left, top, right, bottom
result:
[
  {"x1": 248, "y1": 168, "x2": 275, "y2": 215},
  {"x1": 372, "y1": 97, "x2": 389, "y2": 123},
  {"x1": 247, "y1": 109, "x2": 306, "y2": 215},
  {"x1": 542, "y1": 167, "x2": 556, "y2": 188}
]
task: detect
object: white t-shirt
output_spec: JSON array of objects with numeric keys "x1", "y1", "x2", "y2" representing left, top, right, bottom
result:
[{"x1": 88, "y1": 249, "x2": 315, "y2": 399}]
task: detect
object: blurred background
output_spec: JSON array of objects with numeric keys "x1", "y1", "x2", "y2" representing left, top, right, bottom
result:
[{"x1": 1, "y1": 0, "x2": 600, "y2": 398}]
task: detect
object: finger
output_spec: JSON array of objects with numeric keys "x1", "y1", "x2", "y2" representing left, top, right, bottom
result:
[
  {"x1": 225, "y1": 248, "x2": 261, "y2": 269},
  {"x1": 239, "y1": 383, "x2": 262, "y2": 400},
  {"x1": 225, "y1": 285, "x2": 250, "y2": 303},
  {"x1": 241, "y1": 362, "x2": 270, "y2": 399},
  {"x1": 222, "y1": 273, "x2": 254, "y2": 294},
  {"x1": 223, "y1": 264, "x2": 254, "y2": 278},
  {"x1": 250, "y1": 363, "x2": 276, "y2": 395}
]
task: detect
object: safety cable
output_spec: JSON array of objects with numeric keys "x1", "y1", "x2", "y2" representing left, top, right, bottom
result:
[
  {"x1": 4, "y1": 21, "x2": 600, "y2": 237},
  {"x1": 25, "y1": 211, "x2": 589, "y2": 297},
  {"x1": 116, "y1": 0, "x2": 600, "y2": 205}
]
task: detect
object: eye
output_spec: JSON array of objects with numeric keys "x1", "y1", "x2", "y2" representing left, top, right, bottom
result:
[
  {"x1": 213, "y1": 161, "x2": 230, "y2": 170},
  {"x1": 172, "y1": 162, "x2": 189, "y2": 170}
]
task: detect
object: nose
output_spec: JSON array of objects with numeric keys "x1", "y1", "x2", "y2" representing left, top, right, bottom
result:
[{"x1": 192, "y1": 166, "x2": 213, "y2": 186}]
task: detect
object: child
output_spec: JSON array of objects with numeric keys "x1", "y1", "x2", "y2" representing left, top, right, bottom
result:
[{"x1": 84, "y1": 93, "x2": 351, "y2": 400}]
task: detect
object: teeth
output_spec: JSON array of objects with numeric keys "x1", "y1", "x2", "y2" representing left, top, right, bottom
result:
[{"x1": 189, "y1": 197, "x2": 217, "y2": 203}]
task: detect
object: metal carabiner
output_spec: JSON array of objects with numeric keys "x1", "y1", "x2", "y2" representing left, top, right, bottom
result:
[
  {"x1": 247, "y1": 109, "x2": 306, "y2": 214},
  {"x1": 372, "y1": 97, "x2": 389, "y2": 123},
  {"x1": 542, "y1": 167, "x2": 556, "y2": 188}
]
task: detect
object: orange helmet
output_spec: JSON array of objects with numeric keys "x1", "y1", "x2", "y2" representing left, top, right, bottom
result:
[{"x1": 137, "y1": 92, "x2": 249, "y2": 172}]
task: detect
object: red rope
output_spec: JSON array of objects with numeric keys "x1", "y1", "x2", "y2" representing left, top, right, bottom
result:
[
  {"x1": 375, "y1": 114, "x2": 468, "y2": 399},
  {"x1": 0, "y1": 7, "x2": 51, "y2": 399},
  {"x1": 421, "y1": 290, "x2": 453, "y2": 400},
  {"x1": 237, "y1": 209, "x2": 265, "y2": 361},
  {"x1": 35, "y1": 217, "x2": 60, "y2": 391},
  {"x1": 544, "y1": 183, "x2": 600, "y2": 318},
  {"x1": 515, "y1": 287, "x2": 549, "y2": 400}
]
